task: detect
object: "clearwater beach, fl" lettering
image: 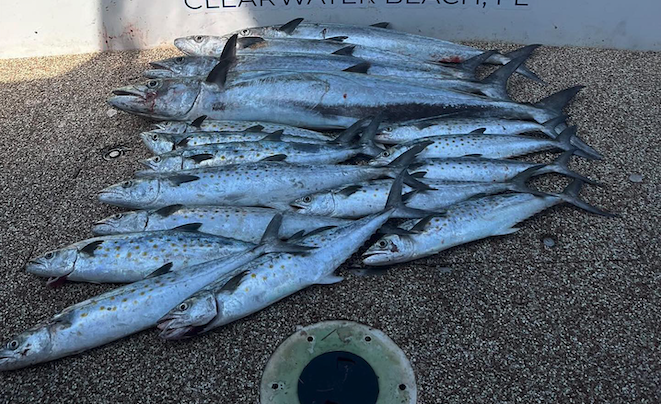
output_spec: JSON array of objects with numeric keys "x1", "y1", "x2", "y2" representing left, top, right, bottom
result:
[{"x1": 184, "y1": 0, "x2": 529, "y2": 9}]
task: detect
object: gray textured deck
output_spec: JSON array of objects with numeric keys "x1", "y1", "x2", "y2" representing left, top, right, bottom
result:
[{"x1": 0, "y1": 44, "x2": 659, "y2": 403}]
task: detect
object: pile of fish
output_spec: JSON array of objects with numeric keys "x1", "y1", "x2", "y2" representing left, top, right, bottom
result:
[{"x1": 1, "y1": 18, "x2": 614, "y2": 371}]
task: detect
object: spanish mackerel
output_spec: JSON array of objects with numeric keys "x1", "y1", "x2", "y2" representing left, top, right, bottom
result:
[
  {"x1": 290, "y1": 167, "x2": 541, "y2": 219},
  {"x1": 140, "y1": 118, "x2": 380, "y2": 170},
  {"x1": 363, "y1": 180, "x2": 614, "y2": 266},
  {"x1": 409, "y1": 151, "x2": 597, "y2": 184},
  {"x1": 107, "y1": 66, "x2": 581, "y2": 129},
  {"x1": 25, "y1": 226, "x2": 254, "y2": 284},
  {"x1": 98, "y1": 145, "x2": 424, "y2": 210},
  {"x1": 0, "y1": 216, "x2": 309, "y2": 371},
  {"x1": 92, "y1": 205, "x2": 351, "y2": 243},
  {"x1": 153, "y1": 117, "x2": 328, "y2": 139},
  {"x1": 174, "y1": 36, "x2": 483, "y2": 81},
  {"x1": 375, "y1": 116, "x2": 567, "y2": 144},
  {"x1": 176, "y1": 18, "x2": 541, "y2": 81},
  {"x1": 156, "y1": 175, "x2": 406, "y2": 339},
  {"x1": 368, "y1": 126, "x2": 595, "y2": 165},
  {"x1": 142, "y1": 130, "x2": 327, "y2": 155}
]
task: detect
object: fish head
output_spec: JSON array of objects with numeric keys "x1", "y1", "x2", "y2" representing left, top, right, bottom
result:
[
  {"x1": 25, "y1": 247, "x2": 77, "y2": 281},
  {"x1": 153, "y1": 121, "x2": 188, "y2": 134},
  {"x1": 290, "y1": 193, "x2": 336, "y2": 216},
  {"x1": 368, "y1": 145, "x2": 403, "y2": 166},
  {"x1": 362, "y1": 235, "x2": 415, "y2": 266},
  {"x1": 0, "y1": 327, "x2": 52, "y2": 371},
  {"x1": 140, "y1": 132, "x2": 176, "y2": 154},
  {"x1": 374, "y1": 125, "x2": 398, "y2": 144},
  {"x1": 92, "y1": 211, "x2": 149, "y2": 235},
  {"x1": 157, "y1": 293, "x2": 217, "y2": 340},
  {"x1": 146, "y1": 56, "x2": 217, "y2": 78},
  {"x1": 139, "y1": 155, "x2": 182, "y2": 172},
  {"x1": 174, "y1": 35, "x2": 227, "y2": 56},
  {"x1": 98, "y1": 179, "x2": 160, "y2": 208},
  {"x1": 107, "y1": 78, "x2": 201, "y2": 120}
]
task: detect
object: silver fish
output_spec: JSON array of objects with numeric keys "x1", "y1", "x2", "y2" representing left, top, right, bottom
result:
[
  {"x1": 153, "y1": 117, "x2": 329, "y2": 139},
  {"x1": 107, "y1": 70, "x2": 580, "y2": 129},
  {"x1": 375, "y1": 116, "x2": 567, "y2": 144},
  {"x1": 98, "y1": 145, "x2": 425, "y2": 211},
  {"x1": 140, "y1": 118, "x2": 380, "y2": 170},
  {"x1": 0, "y1": 216, "x2": 310, "y2": 371},
  {"x1": 408, "y1": 151, "x2": 598, "y2": 185},
  {"x1": 25, "y1": 225, "x2": 254, "y2": 284},
  {"x1": 176, "y1": 19, "x2": 541, "y2": 81},
  {"x1": 290, "y1": 167, "x2": 542, "y2": 219},
  {"x1": 92, "y1": 205, "x2": 351, "y2": 243},
  {"x1": 175, "y1": 36, "x2": 482, "y2": 81},
  {"x1": 155, "y1": 173, "x2": 407, "y2": 339},
  {"x1": 362, "y1": 180, "x2": 614, "y2": 266},
  {"x1": 141, "y1": 130, "x2": 328, "y2": 155},
  {"x1": 368, "y1": 126, "x2": 594, "y2": 165},
  {"x1": 145, "y1": 50, "x2": 525, "y2": 101}
]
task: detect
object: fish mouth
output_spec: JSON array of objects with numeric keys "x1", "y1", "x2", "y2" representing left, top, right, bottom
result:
[
  {"x1": 156, "y1": 316, "x2": 201, "y2": 340},
  {"x1": 111, "y1": 88, "x2": 145, "y2": 99}
]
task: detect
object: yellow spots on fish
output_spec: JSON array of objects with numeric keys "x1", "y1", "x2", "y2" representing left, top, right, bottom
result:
[
  {"x1": 153, "y1": 245, "x2": 158, "y2": 249},
  {"x1": 140, "y1": 291, "x2": 146, "y2": 296},
  {"x1": 280, "y1": 265, "x2": 285, "y2": 269},
  {"x1": 244, "y1": 287, "x2": 249, "y2": 292},
  {"x1": 262, "y1": 276, "x2": 268, "y2": 281},
  {"x1": 115, "y1": 247, "x2": 121, "y2": 251},
  {"x1": 134, "y1": 246, "x2": 140, "y2": 250},
  {"x1": 171, "y1": 243, "x2": 176, "y2": 247},
  {"x1": 115, "y1": 254, "x2": 120, "y2": 259},
  {"x1": 126, "y1": 252, "x2": 132, "y2": 258},
  {"x1": 251, "y1": 274, "x2": 256, "y2": 278},
  {"x1": 122, "y1": 298, "x2": 128, "y2": 302},
  {"x1": 142, "y1": 252, "x2": 148, "y2": 257},
  {"x1": 104, "y1": 248, "x2": 110, "y2": 252},
  {"x1": 99, "y1": 306, "x2": 105, "y2": 311},
  {"x1": 80, "y1": 312, "x2": 88, "y2": 318},
  {"x1": 221, "y1": 156, "x2": 226, "y2": 160},
  {"x1": 134, "y1": 300, "x2": 138, "y2": 305},
  {"x1": 110, "y1": 296, "x2": 115, "y2": 301},
  {"x1": 269, "y1": 264, "x2": 274, "y2": 269}
]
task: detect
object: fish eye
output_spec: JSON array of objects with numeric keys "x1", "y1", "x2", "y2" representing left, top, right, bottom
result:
[
  {"x1": 122, "y1": 181, "x2": 133, "y2": 188},
  {"x1": 382, "y1": 151, "x2": 390, "y2": 157},
  {"x1": 45, "y1": 252, "x2": 54, "y2": 259},
  {"x1": 113, "y1": 213, "x2": 123, "y2": 219},
  {"x1": 153, "y1": 156, "x2": 161, "y2": 163},
  {"x1": 178, "y1": 303, "x2": 188, "y2": 311},
  {"x1": 302, "y1": 196, "x2": 312, "y2": 203},
  {"x1": 240, "y1": 29, "x2": 250, "y2": 36},
  {"x1": 377, "y1": 240, "x2": 388, "y2": 248},
  {"x1": 385, "y1": 127, "x2": 393, "y2": 131},
  {"x1": 7, "y1": 340, "x2": 19, "y2": 350},
  {"x1": 147, "y1": 80, "x2": 161, "y2": 89},
  {"x1": 175, "y1": 57, "x2": 185, "y2": 64},
  {"x1": 151, "y1": 134, "x2": 159, "y2": 141},
  {"x1": 194, "y1": 36, "x2": 204, "y2": 43}
]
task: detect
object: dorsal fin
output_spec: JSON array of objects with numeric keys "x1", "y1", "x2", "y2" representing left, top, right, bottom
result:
[
  {"x1": 176, "y1": 137, "x2": 191, "y2": 148},
  {"x1": 332, "y1": 45, "x2": 355, "y2": 56},
  {"x1": 260, "y1": 154, "x2": 287, "y2": 162},
  {"x1": 191, "y1": 116, "x2": 207, "y2": 128},
  {"x1": 154, "y1": 204, "x2": 184, "y2": 217},
  {"x1": 173, "y1": 223, "x2": 203, "y2": 232},
  {"x1": 219, "y1": 34, "x2": 238, "y2": 62},
  {"x1": 189, "y1": 154, "x2": 214, "y2": 163},
  {"x1": 343, "y1": 62, "x2": 370, "y2": 74},
  {"x1": 325, "y1": 36, "x2": 348, "y2": 42},
  {"x1": 220, "y1": 270, "x2": 250, "y2": 293},
  {"x1": 279, "y1": 18, "x2": 304, "y2": 34},
  {"x1": 456, "y1": 50, "x2": 498, "y2": 79},
  {"x1": 299, "y1": 226, "x2": 337, "y2": 239},
  {"x1": 410, "y1": 214, "x2": 444, "y2": 232},
  {"x1": 205, "y1": 59, "x2": 233, "y2": 87},
  {"x1": 469, "y1": 128, "x2": 487, "y2": 134},
  {"x1": 237, "y1": 37, "x2": 265, "y2": 49},
  {"x1": 80, "y1": 240, "x2": 104, "y2": 256},
  {"x1": 338, "y1": 185, "x2": 361, "y2": 197},
  {"x1": 245, "y1": 124, "x2": 265, "y2": 132},
  {"x1": 145, "y1": 262, "x2": 173, "y2": 279},
  {"x1": 370, "y1": 22, "x2": 390, "y2": 28},
  {"x1": 168, "y1": 175, "x2": 200, "y2": 186},
  {"x1": 262, "y1": 129, "x2": 284, "y2": 141}
]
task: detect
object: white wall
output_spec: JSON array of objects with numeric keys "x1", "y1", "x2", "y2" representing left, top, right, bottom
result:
[{"x1": 2, "y1": 0, "x2": 660, "y2": 59}]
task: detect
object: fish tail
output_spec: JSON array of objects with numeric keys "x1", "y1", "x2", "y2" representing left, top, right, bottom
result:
[
  {"x1": 481, "y1": 53, "x2": 530, "y2": 101},
  {"x1": 542, "y1": 151, "x2": 602, "y2": 186},
  {"x1": 541, "y1": 115, "x2": 568, "y2": 138},
  {"x1": 507, "y1": 165, "x2": 552, "y2": 198},
  {"x1": 504, "y1": 45, "x2": 545, "y2": 83},
  {"x1": 534, "y1": 85, "x2": 585, "y2": 115},
  {"x1": 456, "y1": 50, "x2": 498, "y2": 80},
  {"x1": 556, "y1": 180, "x2": 617, "y2": 217},
  {"x1": 556, "y1": 126, "x2": 603, "y2": 160},
  {"x1": 358, "y1": 113, "x2": 386, "y2": 157},
  {"x1": 258, "y1": 214, "x2": 315, "y2": 254}
]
